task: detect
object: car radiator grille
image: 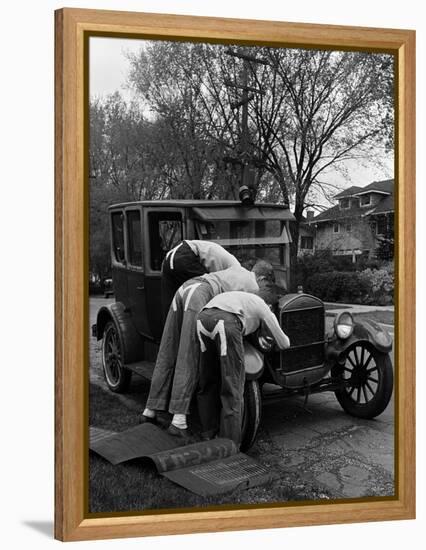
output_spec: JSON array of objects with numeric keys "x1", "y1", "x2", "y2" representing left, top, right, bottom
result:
[{"x1": 280, "y1": 306, "x2": 325, "y2": 372}]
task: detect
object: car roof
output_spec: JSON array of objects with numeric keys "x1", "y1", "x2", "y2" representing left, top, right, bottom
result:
[
  {"x1": 108, "y1": 199, "x2": 289, "y2": 208},
  {"x1": 108, "y1": 200, "x2": 295, "y2": 221}
]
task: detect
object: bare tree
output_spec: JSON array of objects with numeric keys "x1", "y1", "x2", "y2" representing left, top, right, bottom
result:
[
  {"x1": 127, "y1": 42, "x2": 228, "y2": 199},
  {"x1": 92, "y1": 42, "x2": 393, "y2": 277},
  {"x1": 246, "y1": 48, "x2": 393, "y2": 264}
]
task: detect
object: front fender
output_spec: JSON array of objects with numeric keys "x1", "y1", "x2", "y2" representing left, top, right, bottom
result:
[
  {"x1": 325, "y1": 318, "x2": 393, "y2": 364},
  {"x1": 94, "y1": 302, "x2": 144, "y2": 364},
  {"x1": 244, "y1": 341, "x2": 264, "y2": 381}
]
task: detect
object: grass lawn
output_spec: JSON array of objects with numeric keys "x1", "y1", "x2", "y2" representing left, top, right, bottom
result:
[
  {"x1": 89, "y1": 332, "x2": 330, "y2": 514},
  {"x1": 88, "y1": 381, "x2": 331, "y2": 513}
]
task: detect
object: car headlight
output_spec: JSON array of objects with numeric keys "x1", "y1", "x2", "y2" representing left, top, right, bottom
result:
[{"x1": 334, "y1": 311, "x2": 354, "y2": 340}]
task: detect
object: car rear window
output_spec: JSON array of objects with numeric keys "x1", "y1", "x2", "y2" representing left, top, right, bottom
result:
[
  {"x1": 127, "y1": 210, "x2": 142, "y2": 267},
  {"x1": 111, "y1": 212, "x2": 125, "y2": 264}
]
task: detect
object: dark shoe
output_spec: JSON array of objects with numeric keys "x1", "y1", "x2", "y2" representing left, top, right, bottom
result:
[
  {"x1": 139, "y1": 414, "x2": 157, "y2": 425},
  {"x1": 166, "y1": 424, "x2": 197, "y2": 444}
]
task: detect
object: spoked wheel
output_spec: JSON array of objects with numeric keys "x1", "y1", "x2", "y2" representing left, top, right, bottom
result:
[
  {"x1": 101, "y1": 320, "x2": 132, "y2": 392},
  {"x1": 240, "y1": 379, "x2": 262, "y2": 452},
  {"x1": 333, "y1": 342, "x2": 393, "y2": 419}
]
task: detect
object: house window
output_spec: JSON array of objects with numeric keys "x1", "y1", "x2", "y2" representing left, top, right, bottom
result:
[
  {"x1": 360, "y1": 194, "x2": 371, "y2": 206},
  {"x1": 333, "y1": 223, "x2": 340, "y2": 233},
  {"x1": 300, "y1": 236, "x2": 314, "y2": 250},
  {"x1": 340, "y1": 198, "x2": 350, "y2": 209},
  {"x1": 346, "y1": 224, "x2": 352, "y2": 232}
]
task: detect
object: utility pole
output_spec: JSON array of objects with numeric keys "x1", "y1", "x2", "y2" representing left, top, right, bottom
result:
[
  {"x1": 240, "y1": 58, "x2": 250, "y2": 190},
  {"x1": 224, "y1": 48, "x2": 265, "y2": 194}
]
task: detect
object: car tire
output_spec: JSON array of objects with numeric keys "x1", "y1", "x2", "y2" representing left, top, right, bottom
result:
[
  {"x1": 101, "y1": 320, "x2": 132, "y2": 393},
  {"x1": 240, "y1": 379, "x2": 262, "y2": 451},
  {"x1": 333, "y1": 342, "x2": 393, "y2": 419}
]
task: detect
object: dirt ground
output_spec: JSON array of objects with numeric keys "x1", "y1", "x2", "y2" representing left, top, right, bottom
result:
[{"x1": 88, "y1": 296, "x2": 395, "y2": 514}]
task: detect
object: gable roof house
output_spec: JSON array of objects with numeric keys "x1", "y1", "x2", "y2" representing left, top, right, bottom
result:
[{"x1": 309, "y1": 179, "x2": 394, "y2": 262}]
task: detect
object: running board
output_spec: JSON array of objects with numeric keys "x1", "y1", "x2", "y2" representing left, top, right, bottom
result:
[{"x1": 125, "y1": 360, "x2": 155, "y2": 381}]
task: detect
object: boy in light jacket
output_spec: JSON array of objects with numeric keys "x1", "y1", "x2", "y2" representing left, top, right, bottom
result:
[
  {"x1": 196, "y1": 289, "x2": 290, "y2": 447},
  {"x1": 161, "y1": 240, "x2": 240, "y2": 319}
]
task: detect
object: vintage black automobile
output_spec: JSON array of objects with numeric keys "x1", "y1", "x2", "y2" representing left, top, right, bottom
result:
[{"x1": 92, "y1": 199, "x2": 393, "y2": 450}]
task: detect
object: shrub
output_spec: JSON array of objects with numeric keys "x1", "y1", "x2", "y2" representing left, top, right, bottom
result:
[
  {"x1": 305, "y1": 267, "x2": 394, "y2": 305},
  {"x1": 354, "y1": 256, "x2": 383, "y2": 271},
  {"x1": 359, "y1": 267, "x2": 394, "y2": 305},
  {"x1": 295, "y1": 250, "x2": 355, "y2": 289},
  {"x1": 294, "y1": 250, "x2": 387, "y2": 288},
  {"x1": 295, "y1": 248, "x2": 394, "y2": 304},
  {"x1": 305, "y1": 271, "x2": 369, "y2": 303}
]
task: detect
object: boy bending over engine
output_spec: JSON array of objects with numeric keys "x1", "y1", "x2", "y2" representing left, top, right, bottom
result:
[
  {"x1": 196, "y1": 289, "x2": 290, "y2": 447},
  {"x1": 161, "y1": 240, "x2": 240, "y2": 320}
]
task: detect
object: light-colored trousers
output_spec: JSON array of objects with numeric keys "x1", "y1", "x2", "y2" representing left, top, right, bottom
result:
[{"x1": 146, "y1": 278, "x2": 216, "y2": 414}]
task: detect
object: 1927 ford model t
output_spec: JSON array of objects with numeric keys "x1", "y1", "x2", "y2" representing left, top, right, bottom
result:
[{"x1": 92, "y1": 199, "x2": 393, "y2": 450}]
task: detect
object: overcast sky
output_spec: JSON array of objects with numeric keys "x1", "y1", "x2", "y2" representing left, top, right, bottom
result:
[
  {"x1": 89, "y1": 36, "x2": 394, "y2": 198},
  {"x1": 90, "y1": 36, "x2": 144, "y2": 101}
]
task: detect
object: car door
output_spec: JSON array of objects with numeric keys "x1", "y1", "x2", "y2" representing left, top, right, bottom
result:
[
  {"x1": 110, "y1": 210, "x2": 129, "y2": 304},
  {"x1": 124, "y1": 207, "x2": 151, "y2": 337},
  {"x1": 143, "y1": 208, "x2": 186, "y2": 340}
]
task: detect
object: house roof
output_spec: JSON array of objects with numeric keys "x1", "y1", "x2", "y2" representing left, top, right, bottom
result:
[
  {"x1": 313, "y1": 179, "x2": 394, "y2": 224},
  {"x1": 312, "y1": 204, "x2": 367, "y2": 223},
  {"x1": 333, "y1": 186, "x2": 363, "y2": 199},
  {"x1": 333, "y1": 179, "x2": 393, "y2": 199},
  {"x1": 359, "y1": 179, "x2": 393, "y2": 195}
]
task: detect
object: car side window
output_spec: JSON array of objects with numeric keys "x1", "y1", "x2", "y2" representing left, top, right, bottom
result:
[
  {"x1": 111, "y1": 212, "x2": 125, "y2": 264},
  {"x1": 148, "y1": 211, "x2": 183, "y2": 270},
  {"x1": 127, "y1": 210, "x2": 142, "y2": 267}
]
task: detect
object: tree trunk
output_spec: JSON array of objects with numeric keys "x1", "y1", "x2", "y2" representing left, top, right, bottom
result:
[
  {"x1": 289, "y1": 202, "x2": 305, "y2": 291},
  {"x1": 289, "y1": 220, "x2": 300, "y2": 291}
]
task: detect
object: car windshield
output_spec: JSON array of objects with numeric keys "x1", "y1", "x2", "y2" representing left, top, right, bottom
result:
[
  {"x1": 196, "y1": 219, "x2": 288, "y2": 269},
  {"x1": 229, "y1": 245, "x2": 284, "y2": 268}
]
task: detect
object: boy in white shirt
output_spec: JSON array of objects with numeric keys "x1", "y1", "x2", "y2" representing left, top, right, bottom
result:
[
  {"x1": 161, "y1": 240, "x2": 240, "y2": 319},
  {"x1": 196, "y1": 288, "x2": 290, "y2": 447}
]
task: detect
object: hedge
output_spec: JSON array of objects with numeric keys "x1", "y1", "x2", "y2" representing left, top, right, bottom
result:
[
  {"x1": 305, "y1": 271, "x2": 368, "y2": 303},
  {"x1": 305, "y1": 266, "x2": 394, "y2": 305}
]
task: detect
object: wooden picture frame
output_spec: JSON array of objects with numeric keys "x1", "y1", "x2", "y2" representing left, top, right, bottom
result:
[{"x1": 55, "y1": 7, "x2": 415, "y2": 541}]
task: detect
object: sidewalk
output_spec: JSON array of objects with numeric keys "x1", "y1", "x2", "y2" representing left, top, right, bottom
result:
[{"x1": 324, "y1": 302, "x2": 394, "y2": 316}]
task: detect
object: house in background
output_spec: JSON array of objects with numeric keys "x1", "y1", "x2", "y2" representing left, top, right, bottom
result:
[{"x1": 307, "y1": 179, "x2": 394, "y2": 262}]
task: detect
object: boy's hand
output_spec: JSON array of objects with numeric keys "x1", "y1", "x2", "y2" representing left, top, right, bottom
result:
[{"x1": 258, "y1": 335, "x2": 274, "y2": 352}]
